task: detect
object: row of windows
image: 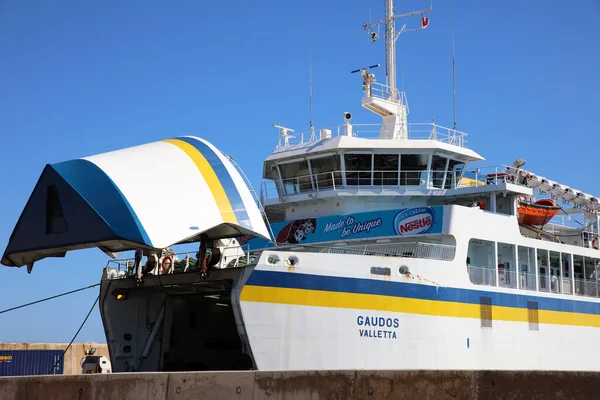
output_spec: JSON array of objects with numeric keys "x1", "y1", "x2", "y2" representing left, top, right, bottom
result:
[
  {"x1": 467, "y1": 239, "x2": 600, "y2": 297},
  {"x1": 275, "y1": 153, "x2": 466, "y2": 195}
]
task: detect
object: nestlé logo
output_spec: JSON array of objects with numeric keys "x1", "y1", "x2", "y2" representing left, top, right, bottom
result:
[{"x1": 393, "y1": 207, "x2": 435, "y2": 235}]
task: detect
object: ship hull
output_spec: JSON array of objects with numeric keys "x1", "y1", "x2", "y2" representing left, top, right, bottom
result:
[{"x1": 240, "y1": 254, "x2": 600, "y2": 371}]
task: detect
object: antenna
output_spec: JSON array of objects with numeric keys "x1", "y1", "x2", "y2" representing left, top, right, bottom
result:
[
  {"x1": 309, "y1": 41, "x2": 315, "y2": 137},
  {"x1": 362, "y1": 0, "x2": 432, "y2": 99},
  {"x1": 451, "y1": 0, "x2": 457, "y2": 130}
]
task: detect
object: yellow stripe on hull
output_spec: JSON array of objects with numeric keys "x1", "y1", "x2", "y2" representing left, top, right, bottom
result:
[{"x1": 240, "y1": 285, "x2": 600, "y2": 328}]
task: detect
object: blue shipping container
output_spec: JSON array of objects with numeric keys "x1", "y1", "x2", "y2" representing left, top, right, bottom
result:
[{"x1": 0, "y1": 350, "x2": 64, "y2": 376}]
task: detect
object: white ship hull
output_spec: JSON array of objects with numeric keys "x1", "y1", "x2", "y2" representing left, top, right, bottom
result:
[{"x1": 241, "y1": 254, "x2": 600, "y2": 371}]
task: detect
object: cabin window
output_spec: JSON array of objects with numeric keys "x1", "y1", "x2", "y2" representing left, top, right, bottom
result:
[
  {"x1": 373, "y1": 154, "x2": 399, "y2": 186},
  {"x1": 279, "y1": 160, "x2": 312, "y2": 195},
  {"x1": 498, "y1": 243, "x2": 516, "y2": 289},
  {"x1": 561, "y1": 253, "x2": 573, "y2": 295},
  {"x1": 518, "y1": 246, "x2": 536, "y2": 291},
  {"x1": 400, "y1": 154, "x2": 428, "y2": 186},
  {"x1": 430, "y1": 155, "x2": 447, "y2": 189},
  {"x1": 527, "y1": 301, "x2": 539, "y2": 331},
  {"x1": 344, "y1": 154, "x2": 372, "y2": 186},
  {"x1": 583, "y1": 257, "x2": 600, "y2": 297},
  {"x1": 549, "y1": 251, "x2": 561, "y2": 294},
  {"x1": 574, "y1": 255, "x2": 584, "y2": 295},
  {"x1": 480, "y1": 296, "x2": 493, "y2": 328},
  {"x1": 445, "y1": 159, "x2": 465, "y2": 189},
  {"x1": 537, "y1": 249, "x2": 549, "y2": 292},
  {"x1": 310, "y1": 155, "x2": 342, "y2": 190},
  {"x1": 46, "y1": 185, "x2": 68, "y2": 234},
  {"x1": 467, "y1": 239, "x2": 496, "y2": 286}
]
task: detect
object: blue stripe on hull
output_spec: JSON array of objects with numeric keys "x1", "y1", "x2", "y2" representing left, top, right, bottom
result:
[{"x1": 246, "y1": 270, "x2": 600, "y2": 316}]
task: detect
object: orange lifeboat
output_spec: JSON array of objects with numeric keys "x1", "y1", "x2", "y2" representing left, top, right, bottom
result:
[{"x1": 517, "y1": 198, "x2": 561, "y2": 227}]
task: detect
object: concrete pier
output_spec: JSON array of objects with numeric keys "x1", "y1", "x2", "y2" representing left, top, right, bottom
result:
[{"x1": 0, "y1": 370, "x2": 597, "y2": 400}]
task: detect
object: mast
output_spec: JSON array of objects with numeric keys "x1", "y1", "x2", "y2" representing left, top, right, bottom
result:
[
  {"x1": 359, "y1": 0, "x2": 432, "y2": 140},
  {"x1": 451, "y1": 0, "x2": 457, "y2": 130},
  {"x1": 363, "y1": 0, "x2": 432, "y2": 102},
  {"x1": 385, "y1": 0, "x2": 396, "y2": 93}
]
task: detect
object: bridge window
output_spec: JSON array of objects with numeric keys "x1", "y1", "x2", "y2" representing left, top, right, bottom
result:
[
  {"x1": 400, "y1": 154, "x2": 428, "y2": 186},
  {"x1": 344, "y1": 154, "x2": 372, "y2": 186},
  {"x1": 373, "y1": 154, "x2": 399, "y2": 186},
  {"x1": 445, "y1": 159, "x2": 465, "y2": 189},
  {"x1": 430, "y1": 155, "x2": 447, "y2": 189},
  {"x1": 310, "y1": 155, "x2": 341, "y2": 190},
  {"x1": 467, "y1": 239, "x2": 496, "y2": 286},
  {"x1": 279, "y1": 160, "x2": 311, "y2": 195}
]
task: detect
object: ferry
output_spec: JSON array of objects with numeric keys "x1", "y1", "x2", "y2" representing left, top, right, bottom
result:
[{"x1": 3, "y1": 0, "x2": 600, "y2": 372}]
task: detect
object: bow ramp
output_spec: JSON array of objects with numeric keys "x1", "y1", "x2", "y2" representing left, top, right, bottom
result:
[{"x1": 1, "y1": 136, "x2": 270, "y2": 268}]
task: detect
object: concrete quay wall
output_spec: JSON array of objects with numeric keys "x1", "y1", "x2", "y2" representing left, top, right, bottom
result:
[{"x1": 0, "y1": 370, "x2": 596, "y2": 400}]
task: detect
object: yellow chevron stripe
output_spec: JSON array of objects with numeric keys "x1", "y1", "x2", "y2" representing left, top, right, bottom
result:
[{"x1": 163, "y1": 139, "x2": 237, "y2": 224}]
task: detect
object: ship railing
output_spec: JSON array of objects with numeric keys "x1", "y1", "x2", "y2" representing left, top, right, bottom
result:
[
  {"x1": 574, "y1": 278, "x2": 600, "y2": 297},
  {"x1": 460, "y1": 165, "x2": 520, "y2": 188},
  {"x1": 499, "y1": 270, "x2": 518, "y2": 289},
  {"x1": 460, "y1": 164, "x2": 554, "y2": 189},
  {"x1": 103, "y1": 245, "x2": 258, "y2": 279},
  {"x1": 467, "y1": 264, "x2": 497, "y2": 286},
  {"x1": 276, "y1": 122, "x2": 468, "y2": 148},
  {"x1": 367, "y1": 81, "x2": 405, "y2": 105},
  {"x1": 517, "y1": 272, "x2": 537, "y2": 291},
  {"x1": 537, "y1": 273, "x2": 568, "y2": 293},
  {"x1": 555, "y1": 278, "x2": 573, "y2": 294},
  {"x1": 260, "y1": 169, "x2": 462, "y2": 201},
  {"x1": 318, "y1": 241, "x2": 455, "y2": 261}
]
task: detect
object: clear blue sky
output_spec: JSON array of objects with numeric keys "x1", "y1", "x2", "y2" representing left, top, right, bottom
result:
[{"x1": 0, "y1": 0, "x2": 598, "y2": 343}]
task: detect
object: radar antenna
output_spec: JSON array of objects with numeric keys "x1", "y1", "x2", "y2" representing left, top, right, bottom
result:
[
  {"x1": 273, "y1": 125, "x2": 296, "y2": 148},
  {"x1": 351, "y1": 64, "x2": 380, "y2": 97}
]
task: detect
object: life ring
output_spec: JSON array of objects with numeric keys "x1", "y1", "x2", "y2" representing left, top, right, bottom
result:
[
  {"x1": 161, "y1": 256, "x2": 173, "y2": 272},
  {"x1": 593, "y1": 238, "x2": 598, "y2": 250}
]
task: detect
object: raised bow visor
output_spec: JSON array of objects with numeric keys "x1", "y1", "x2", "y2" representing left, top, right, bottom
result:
[{"x1": 1, "y1": 136, "x2": 271, "y2": 269}]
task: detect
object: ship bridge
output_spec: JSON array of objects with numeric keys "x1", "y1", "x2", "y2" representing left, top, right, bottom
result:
[{"x1": 260, "y1": 120, "x2": 499, "y2": 221}]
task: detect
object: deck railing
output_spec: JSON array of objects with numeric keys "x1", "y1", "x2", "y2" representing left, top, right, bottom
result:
[
  {"x1": 467, "y1": 264, "x2": 497, "y2": 287},
  {"x1": 261, "y1": 169, "x2": 462, "y2": 201},
  {"x1": 468, "y1": 266, "x2": 579, "y2": 294},
  {"x1": 318, "y1": 242, "x2": 456, "y2": 261},
  {"x1": 276, "y1": 122, "x2": 468, "y2": 148},
  {"x1": 103, "y1": 245, "x2": 258, "y2": 279},
  {"x1": 518, "y1": 272, "x2": 537, "y2": 291}
]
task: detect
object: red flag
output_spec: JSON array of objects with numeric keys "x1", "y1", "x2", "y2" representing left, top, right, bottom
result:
[{"x1": 421, "y1": 17, "x2": 429, "y2": 28}]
